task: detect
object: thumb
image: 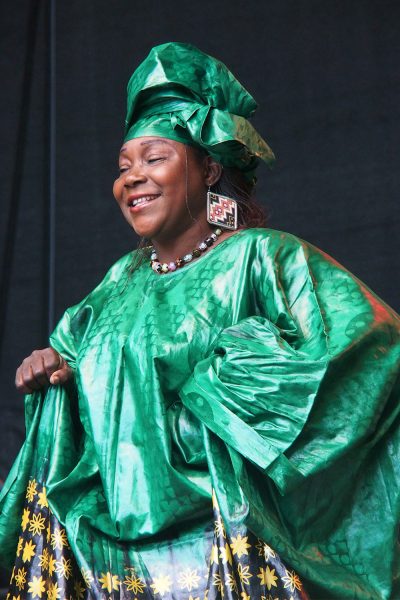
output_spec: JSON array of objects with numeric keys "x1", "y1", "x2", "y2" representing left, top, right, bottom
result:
[{"x1": 49, "y1": 360, "x2": 73, "y2": 385}]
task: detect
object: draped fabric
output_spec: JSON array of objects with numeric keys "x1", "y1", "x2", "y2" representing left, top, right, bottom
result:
[
  {"x1": 0, "y1": 228, "x2": 399, "y2": 599},
  {"x1": 5, "y1": 477, "x2": 309, "y2": 600},
  {"x1": 124, "y1": 42, "x2": 275, "y2": 181}
]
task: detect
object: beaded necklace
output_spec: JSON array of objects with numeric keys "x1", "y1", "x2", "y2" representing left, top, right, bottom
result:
[{"x1": 150, "y1": 228, "x2": 223, "y2": 274}]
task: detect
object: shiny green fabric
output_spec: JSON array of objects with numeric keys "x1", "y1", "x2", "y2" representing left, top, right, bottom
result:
[
  {"x1": 1, "y1": 229, "x2": 400, "y2": 598},
  {"x1": 124, "y1": 42, "x2": 275, "y2": 181}
]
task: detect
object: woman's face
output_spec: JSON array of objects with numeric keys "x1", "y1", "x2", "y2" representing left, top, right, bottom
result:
[{"x1": 113, "y1": 137, "x2": 216, "y2": 242}]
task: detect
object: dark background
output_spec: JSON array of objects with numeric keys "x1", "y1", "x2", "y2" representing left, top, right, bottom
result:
[{"x1": 0, "y1": 0, "x2": 399, "y2": 484}]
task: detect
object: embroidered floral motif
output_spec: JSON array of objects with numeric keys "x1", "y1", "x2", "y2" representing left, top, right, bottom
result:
[
  {"x1": 177, "y1": 568, "x2": 201, "y2": 591},
  {"x1": 26, "y1": 480, "x2": 38, "y2": 503},
  {"x1": 230, "y1": 534, "x2": 251, "y2": 558},
  {"x1": 282, "y1": 570, "x2": 303, "y2": 592},
  {"x1": 258, "y1": 566, "x2": 278, "y2": 591},
  {"x1": 7, "y1": 481, "x2": 85, "y2": 599},
  {"x1": 27, "y1": 574, "x2": 45, "y2": 598},
  {"x1": 98, "y1": 572, "x2": 120, "y2": 593},
  {"x1": 8, "y1": 480, "x2": 308, "y2": 599},
  {"x1": 150, "y1": 573, "x2": 172, "y2": 595},
  {"x1": 123, "y1": 569, "x2": 146, "y2": 594}
]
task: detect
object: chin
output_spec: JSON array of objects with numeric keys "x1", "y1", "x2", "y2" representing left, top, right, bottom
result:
[
  {"x1": 122, "y1": 213, "x2": 155, "y2": 239},
  {"x1": 129, "y1": 220, "x2": 159, "y2": 240}
]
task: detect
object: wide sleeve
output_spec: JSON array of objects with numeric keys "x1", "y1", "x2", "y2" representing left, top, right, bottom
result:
[
  {"x1": 49, "y1": 251, "x2": 133, "y2": 368},
  {"x1": 180, "y1": 235, "x2": 400, "y2": 493},
  {"x1": 180, "y1": 314, "x2": 328, "y2": 489},
  {"x1": 49, "y1": 306, "x2": 80, "y2": 369},
  {"x1": 0, "y1": 252, "x2": 133, "y2": 567},
  {"x1": 179, "y1": 234, "x2": 400, "y2": 598}
]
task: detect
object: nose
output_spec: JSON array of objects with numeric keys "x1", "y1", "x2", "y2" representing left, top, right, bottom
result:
[{"x1": 124, "y1": 167, "x2": 147, "y2": 187}]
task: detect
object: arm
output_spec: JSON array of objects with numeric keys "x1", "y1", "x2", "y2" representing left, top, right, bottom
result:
[
  {"x1": 180, "y1": 235, "x2": 400, "y2": 493},
  {"x1": 179, "y1": 234, "x2": 400, "y2": 597},
  {"x1": 15, "y1": 251, "x2": 133, "y2": 394},
  {"x1": 15, "y1": 347, "x2": 73, "y2": 393}
]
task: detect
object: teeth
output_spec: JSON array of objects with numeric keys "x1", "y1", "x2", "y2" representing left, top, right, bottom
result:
[{"x1": 130, "y1": 195, "x2": 158, "y2": 207}]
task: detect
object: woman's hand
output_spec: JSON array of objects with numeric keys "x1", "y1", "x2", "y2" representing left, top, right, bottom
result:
[{"x1": 15, "y1": 347, "x2": 73, "y2": 394}]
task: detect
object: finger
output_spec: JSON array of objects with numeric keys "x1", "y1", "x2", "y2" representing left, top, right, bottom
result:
[
  {"x1": 20, "y1": 352, "x2": 48, "y2": 390},
  {"x1": 15, "y1": 367, "x2": 35, "y2": 394},
  {"x1": 16, "y1": 382, "x2": 36, "y2": 394},
  {"x1": 15, "y1": 366, "x2": 22, "y2": 388},
  {"x1": 42, "y1": 348, "x2": 63, "y2": 379},
  {"x1": 48, "y1": 354, "x2": 66, "y2": 385},
  {"x1": 19, "y1": 360, "x2": 40, "y2": 391},
  {"x1": 15, "y1": 348, "x2": 56, "y2": 393},
  {"x1": 23, "y1": 350, "x2": 49, "y2": 387},
  {"x1": 27, "y1": 364, "x2": 46, "y2": 390},
  {"x1": 49, "y1": 363, "x2": 73, "y2": 385},
  {"x1": 30, "y1": 355, "x2": 51, "y2": 388},
  {"x1": 16, "y1": 368, "x2": 41, "y2": 393}
]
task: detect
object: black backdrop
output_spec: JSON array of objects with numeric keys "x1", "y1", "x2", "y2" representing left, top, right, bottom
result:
[{"x1": 0, "y1": 0, "x2": 399, "y2": 480}]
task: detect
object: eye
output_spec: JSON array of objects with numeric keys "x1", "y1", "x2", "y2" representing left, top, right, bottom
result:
[
  {"x1": 118, "y1": 166, "x2": 129, "y2": 174},
  {"x1": 147, "y1": 156, "x2": 165, "y2": 164}
]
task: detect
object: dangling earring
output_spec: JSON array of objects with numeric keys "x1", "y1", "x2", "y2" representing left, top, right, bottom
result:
[{"x1": 206, "y1": 186, "x2": 238, "y2": 230}]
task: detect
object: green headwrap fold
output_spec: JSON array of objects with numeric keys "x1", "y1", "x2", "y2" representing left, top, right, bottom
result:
[{"x1": 124, "y1": 42, "x2": 275, "y2": 182}]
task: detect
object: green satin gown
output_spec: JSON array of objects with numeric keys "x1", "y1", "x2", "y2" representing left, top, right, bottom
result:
[{"x1": 1, "y1": 228, "x2": 399, "y2": 599}]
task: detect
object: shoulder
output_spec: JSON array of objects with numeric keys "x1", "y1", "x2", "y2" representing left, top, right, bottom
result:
[
  {"x1": 101, "y1": 250, "x2": 136, "y2": 282},
  {"x1": 237, "y1": 227, "x2": 367, "y2": 304},
  {"x1": 236, "y1": 227, "x2": 359, "y2": 270},
  {"x1": 65, "y1": 250, "x2": 136, "y2": 318},
  {"x1": 234, "y1": 227, "x2": 327, "y2": 265},
  {"x1": 85, "y1": 249, "x2": 136, "y2": 297},
  {"x1": 235, "y1": 227, "x2": 310, "y2": 249},
  {"x1": 51, "y1": 250, "x2": 138, "y2": 345},
  {"x1": 240, "y1": 228, "x2": 399, "y2": 326}
]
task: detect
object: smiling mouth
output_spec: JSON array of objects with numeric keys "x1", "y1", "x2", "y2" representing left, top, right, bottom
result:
[{"x1": 128, "y1": 194, "x2": 161, "y2": 207}]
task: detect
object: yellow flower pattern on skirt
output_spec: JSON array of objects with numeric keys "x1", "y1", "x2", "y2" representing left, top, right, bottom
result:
[
  {"x1": 7, "y1": 481, "x2": 308, "y2": 599},
  {"x1": 7, "y1": 480, "x2": 83, "y2": 599}
]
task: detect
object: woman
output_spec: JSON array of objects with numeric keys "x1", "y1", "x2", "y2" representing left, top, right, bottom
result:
[{"x1": 1, "y1": 42, "x2": 399, "y2": 600}]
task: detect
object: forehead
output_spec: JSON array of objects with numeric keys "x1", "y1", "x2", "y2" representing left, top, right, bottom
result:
[{"x1": 119, "y1": 137, "x2": 182, "y2": 154}]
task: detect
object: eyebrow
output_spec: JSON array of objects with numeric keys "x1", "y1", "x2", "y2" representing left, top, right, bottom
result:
[
  {"x1": 140, "y1": 139, "x2": 172, "y2": 147},
  {"x1": 119, "y1": 139, "x2": 172, "y2": 154}
]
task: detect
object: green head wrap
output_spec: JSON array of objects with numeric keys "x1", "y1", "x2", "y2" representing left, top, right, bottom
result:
[{"x1": 124, "y1": 42, "x2": 275, "y2": 182}]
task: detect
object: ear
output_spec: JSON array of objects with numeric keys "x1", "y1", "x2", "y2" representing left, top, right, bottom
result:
[{"x1": 204, "y1": 156, "x2": 222, "y2": 187}]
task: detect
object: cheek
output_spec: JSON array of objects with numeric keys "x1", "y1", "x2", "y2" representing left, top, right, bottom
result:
[{"x1": 112, "y1": 178, "x2": 123, "y2": 202}]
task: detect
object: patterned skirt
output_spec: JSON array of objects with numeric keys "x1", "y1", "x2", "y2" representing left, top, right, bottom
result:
[{"x1": 7, "y1": 479, "x2": 309, "y2": 600}]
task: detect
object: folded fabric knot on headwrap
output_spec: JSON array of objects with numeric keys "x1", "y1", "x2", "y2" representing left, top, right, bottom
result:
[{"x1": 124, "y1": 42, "x2": 275, "y2": 182}]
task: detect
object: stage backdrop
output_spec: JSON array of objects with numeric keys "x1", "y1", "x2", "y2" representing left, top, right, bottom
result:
[{"x1": 0, "y1": 0, "x2": 399, "y2": 480}]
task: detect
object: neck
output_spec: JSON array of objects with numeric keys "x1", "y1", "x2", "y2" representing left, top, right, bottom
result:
[{"x1": 151, "y1": 222, "x2": 215, "y2": 263}]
